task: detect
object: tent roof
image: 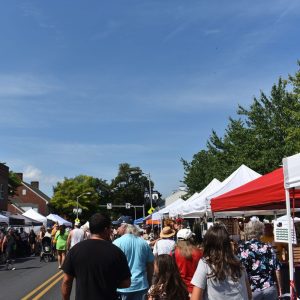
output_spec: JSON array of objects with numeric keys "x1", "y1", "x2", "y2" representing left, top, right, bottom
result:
[
  {"x1": 23, "y1": 209, "x2": 47, "y2": 223},
  {"x1": 8, "y1": 213, "x2": 43, "y2": 226},
  {"x1": 182, "y1": 165, "x2": 260, "y2": 217},
  {"x1": 0, "y1": 214, "x2": 9, "y2": 224},
  {"x1": 211, "y1": 168, "x2": 300, "y2": 212},
  {"x1": 206, "y1": 165, "x2": 261, "y2": 202},
  {"x1": 47, "y1": 214, "x2": 72, "y2": 227},
  {"x1": 171, "y1": 178, "x2": 220, "y2": 217},
  {"x1": 157, "y1": 198, "x2": 185, "y2": 215}
]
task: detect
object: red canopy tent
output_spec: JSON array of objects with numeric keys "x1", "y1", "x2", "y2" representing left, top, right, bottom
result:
[{"x1": 211, "y1": 167, "x2": 300, "y2": 212}]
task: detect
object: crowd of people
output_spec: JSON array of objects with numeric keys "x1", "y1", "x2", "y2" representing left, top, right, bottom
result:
[
  {"x1": 0, "y1": 213, "x2": 287, "y2": 299},
  {"x1": 58, "y1": 213, "x2": 285, "y2": 300},
  {"x1": 0, "y1": 220, "x2": 90, "y2": 271}
]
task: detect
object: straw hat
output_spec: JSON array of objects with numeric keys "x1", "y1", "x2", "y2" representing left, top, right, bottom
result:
[{"x1": 160, "y1": 226, "x2": 176, "y2": 238}]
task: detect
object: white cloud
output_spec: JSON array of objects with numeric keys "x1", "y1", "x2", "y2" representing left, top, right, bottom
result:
[
  {"x1": 23, "y1": 165, "x2": 42, "y2": 181},
  {"x1": 0, "y1": 74, "x2": 58, "y2": 98}
]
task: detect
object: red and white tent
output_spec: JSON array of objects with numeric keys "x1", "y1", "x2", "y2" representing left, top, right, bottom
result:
[{"x1": 211, "y1": 167, "x2": 300, "y2": 212}]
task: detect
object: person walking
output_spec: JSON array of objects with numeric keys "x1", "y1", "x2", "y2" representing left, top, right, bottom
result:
[
  {"x1": 113, "y1": 223, "x2": 154, "y2": 300},
  {"x1": 153, "y1": 226, "x2": 176, "y2": 256},
  {"x1": 147, "y1": 254, "x2": 189, "y2": 300},
  {"x1": 173, "y1": 228, "x2": 203, "y2": 295},
  {"x1": 61, "y1": 213, "x2": 131, "y2": 300},
  {"x1": 55, "y1": 224, "x2": 69, "y2": 269},
  {"x1": 28, "y1": 229, "x2": 37, "y2": 255},
  {"x1": 67, "y1": 221, "x2": 85, "y2": 250},
  {"x1": 237, "y1": 218, "x2": 282, "y2": 300},
  {"x1": 191, "y1": 223, "x2": 252, "y2": 300},
  {"x1": 1, "y1": 228, "x2": 16, "y2": 270}
]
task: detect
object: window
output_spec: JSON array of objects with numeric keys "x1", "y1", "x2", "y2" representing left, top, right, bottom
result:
[{"x1": 22, "y1": 189, "x2": 27, "y2": 196}]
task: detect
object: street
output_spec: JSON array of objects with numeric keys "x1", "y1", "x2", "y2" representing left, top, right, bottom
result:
[{"x1": 0, "y1": 256, "x2": 75, "y2": 300}]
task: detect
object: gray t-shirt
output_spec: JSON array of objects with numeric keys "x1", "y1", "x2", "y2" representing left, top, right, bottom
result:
[{"x1": 191, "y1": 259, "x2": 248, "y2": 300}]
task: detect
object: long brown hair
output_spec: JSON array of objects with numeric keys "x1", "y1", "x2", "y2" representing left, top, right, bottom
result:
[
  {"x1": 59, "y1": 225, "x2": 66, "y2": 236},
  {"x1": 203, "y1": 223, "x2": 242, "y2": 281},
  {"x1": 151, "y1": 254, "x2": 189, "y2": 300}
]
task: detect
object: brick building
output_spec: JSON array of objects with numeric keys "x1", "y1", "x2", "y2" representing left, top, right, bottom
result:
[
  {"x1": 9, "y1": 173, "x2": 50, "y2": 216},
  {"x1": 0, "y1": 163, "x2": 9, "y2": 211}
]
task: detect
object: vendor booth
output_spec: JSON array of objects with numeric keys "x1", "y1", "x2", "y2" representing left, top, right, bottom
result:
[
  {"x1": 211, "y1": 164, "x2": 300, "y2": 297},
  {"x1": 211, "y1": 167, "x2": 300, "y2": 212},
  {"x1": 156, "y1": 198, "x2": 185, "y2": 217},
  {"x1": 46, "y1": 214, "x2": 72, "y2": 227},
  {"x1": 170, "y1": 178, "x2": 220, "y2": 217},
  {"x1": 22, "y1": 209, "x2": 47, "y2": 226},
  {"x1": 181, "y1": 178, "x2": 222, "y2": 218},
  {"x1": 8, "y1": 213, "x2": 43, "y2": 226},
  {"x1": 183, "y1": 164, "x2": 261, "y2": 218},
  {"x1": 0, "y1": 213, "x2": 9, "y2": 225}
]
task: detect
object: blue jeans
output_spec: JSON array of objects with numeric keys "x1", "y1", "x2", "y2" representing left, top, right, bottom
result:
[
  {"x1": 252, "y1": 286, "x2": 278, "y2": 300},
  {"x1": 119, "y1": 289, "x2": 148, "y2": 300}
]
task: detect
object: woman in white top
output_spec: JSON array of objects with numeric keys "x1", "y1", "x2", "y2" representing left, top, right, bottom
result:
[
  {"x1": 153, "y1": 226, "x2": 175, "y2": 256},
  {"x1": 191, "y1": 223, "x2": 252, "y2": 300}
]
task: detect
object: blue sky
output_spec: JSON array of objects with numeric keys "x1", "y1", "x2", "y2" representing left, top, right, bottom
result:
[{"x1": 1, "y1": 0, "x2": 300, "y2": 198}]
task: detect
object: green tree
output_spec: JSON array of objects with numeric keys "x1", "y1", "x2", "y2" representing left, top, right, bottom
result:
[
  {"x1": 50, "y1": 175, "x2": 110, "y2": 221},
  {"x1": 182, "y1": 64, "x2": 300, "y2": 194},
  {"x1": 8, "y1": 171, "x2": 22, "y2": 196},
  {"x1": 110, "y1": 163, "x2": 153, "y2": 218}
]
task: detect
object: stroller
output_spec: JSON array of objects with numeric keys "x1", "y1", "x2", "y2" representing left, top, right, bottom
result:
[{"x1": 40, "y1": 236, "x2": 54, "y2": 262}]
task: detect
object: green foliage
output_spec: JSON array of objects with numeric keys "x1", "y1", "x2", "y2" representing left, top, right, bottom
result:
[
  {"x1": 110, "y1": 163, "x2": 153, "y2": 216},
  {"x1": 8, "y1": 171, "x2": 21, "y2": 196},
  {"x1": 49, "y1": 163, "x2": 157, "y2": 221},
  {"x1": 182, "y1": 63, "x2": 300, "y2": 193},
  {"x1": 50, "y1": 175, "x2": 110, "y2": 221}
]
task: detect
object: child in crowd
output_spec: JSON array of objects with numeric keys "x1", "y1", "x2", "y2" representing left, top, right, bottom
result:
[{"x1": 147, "y1": 254, "x2": 189, "y2": 300}]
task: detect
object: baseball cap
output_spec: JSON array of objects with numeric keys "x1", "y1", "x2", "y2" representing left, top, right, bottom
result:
[
  {"x1": 112, "y1": 215, "x2": 133, "y2": 225},
  {"x1": 177, "y1": 228, "x2": 194, "y2": 240}
]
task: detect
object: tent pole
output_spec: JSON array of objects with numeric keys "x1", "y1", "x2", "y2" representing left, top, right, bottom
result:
[{"x1": 285, "y1": 188, "x2": 295, "y2": 299}]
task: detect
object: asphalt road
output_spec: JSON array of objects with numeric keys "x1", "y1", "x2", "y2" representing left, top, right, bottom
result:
[{"x1": 0, "y1": 256, "x2": 75, "y2": 300}]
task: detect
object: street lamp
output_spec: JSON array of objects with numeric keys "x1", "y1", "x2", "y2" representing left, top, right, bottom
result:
[
  {"x1": 76, "y1": 192, "x2": 92, "y2": 219},
  {"x1": 141, "y1": 172, "x2": 154, "y2": 210}
]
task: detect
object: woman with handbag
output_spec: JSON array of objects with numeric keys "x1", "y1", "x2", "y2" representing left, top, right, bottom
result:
[{"x1": 190, "y1": 223, "x2": 252, "y2": 300}]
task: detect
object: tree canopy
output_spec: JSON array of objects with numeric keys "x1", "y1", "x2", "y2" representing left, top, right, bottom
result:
[
  {"x1": 182, "y1": 62, "x2": 300, "y2": 194},
  {"x1": 49, "y1": 163, "x2": 160, "y2": 221}
]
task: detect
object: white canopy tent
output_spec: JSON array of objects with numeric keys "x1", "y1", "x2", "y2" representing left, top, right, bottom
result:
[
  {"x1": 171, "y1": 178, "x2": 221, "y2": 217},
  {"x1": 182, "y1": 179, "x2": 223, "y2": 218},
  {"x1": 156, "y1": 198, "x2": 185, "y2": 217},
  {"x1": 46, "y1": 214, "x2": 72, "y2": 227},
  {"x1": 22, "y1": 209, "x2": 47, "y2": 226},
  {"x1": 283, "y1": 152, "x2": 300, "y2": 298},
  {"x1": 206, "y1": 165, "x2": 261, "y2": 208},
  {"x1": 0, "y1": 213, "x2": 9, "y2": 224},
  {"x1": 183, "y1": 165, "x2": 261, "y2": 218}
]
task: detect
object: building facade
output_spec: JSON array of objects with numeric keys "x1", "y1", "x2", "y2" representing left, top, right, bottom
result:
[
  {"x1": 9, "y1": 173, "x2": 50, "y2": 216},
  {"x1": 0, "y1": 163, "x2": 9, "y2": 211}
]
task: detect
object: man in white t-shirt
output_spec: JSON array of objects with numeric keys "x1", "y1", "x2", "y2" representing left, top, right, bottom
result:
[
  {"x1": 67, "y1": 222, "x2": 85, "y2": 250},
  {"x1": 153, "y1": 226, "x2": 176, "y2": 256}
]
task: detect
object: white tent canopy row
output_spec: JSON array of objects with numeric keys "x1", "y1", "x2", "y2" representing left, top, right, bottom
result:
[
  {"x1": 180, "y1": 165, "x2": 261, "y2": 218},
  {"x1": 22, "y1": 209, "x2": 47, "y2": 226},
  {"x1": 156, "y1": 198, "x2": 185, "y2": 216},
  {"x1": 0, "y1": 213, "x2": 9, "y2": 224},
  {"x1": 47, "y1": 214, "x2": 72, "y2": 227},
  {"x1": 170, "y1": 178, "x2": 221, "y2": 218},
  {"x1": 146, "y1": 198, "x2": 186, "y2": 221}
]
